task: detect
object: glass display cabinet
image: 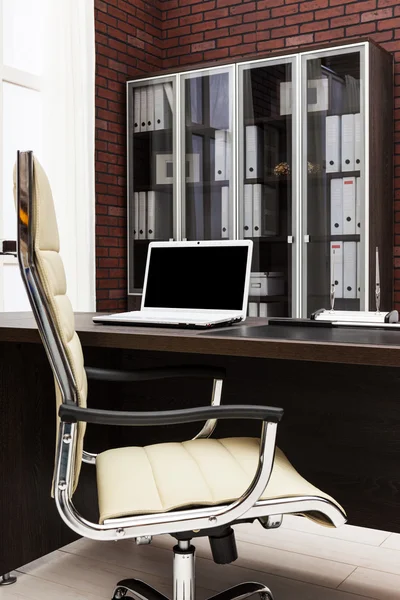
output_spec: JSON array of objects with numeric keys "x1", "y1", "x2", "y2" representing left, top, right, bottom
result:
[{"x1": 127, "y1": 40, "x2": 393, "y2": 316}]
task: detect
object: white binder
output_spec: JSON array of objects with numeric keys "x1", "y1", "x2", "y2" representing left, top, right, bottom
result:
[
  {"x1": 279, "y1": 81, "x2": 292, "y2": 115},
  {"x1": 331, "y1": 242, "x2": 343, "y2": 298},
  {"x1": 154, "y1": 84, "x2": 165, "y2": 130},
  {"x1": 215, "y1": 130, "x2": 226, "y2": 181},
  {"x1": 147, "y1": 87, "x2": 155, "y2": 131},
  {"x1": 354, "y1": 112, "x2": 362, "y2": 169},
  {"x1": 221, "y1": 186, "x2": 229, "y2": 238},
  {"x1": 343, "y1": 241, "x2": 357, "y2": 298},
  {"x1": 326, "y1": 115, "x2": 340, "y2": 173},
  {"x1": 330, "y1": 178, "x2": 343, "y2": 234},
  {"x1": 134, "y1": 192, "x2": 139, "y2": 240},
  {"x1": 138, "y1": 191, "x2": 146, "y2": 239},
  {"x1": 356, "y1": 242, "x2": 361, "y2": 299},
  {"x1": 244, "y1": 184, "x2": 253, "y2": 238},
  {"x1": 147, "y1": 191, "x2": 155, "y2": 240},
  {"x1": 356, "y1": 176, "x2": 362, "y2": 231},
  {"x1": 245, "y1": 126, "x2": 262, "y2": 179},
  {"x1": 253, "y1": 183, "x2": 262, "y2": 237},
  {"x1": 343, "y1": 177, "x2": 356, "y2": 234},
  {"x1": 140, "y1": 88, "x2": 147, "y2": 132},
  {"x1": 134, "y1": 90, "x2": 140, "y2": 133},
  {"x1": 264, "y1": 186, "x2": 278, "y2": 236},
  {"x1": 225, "y1": 130, "x2": 232, "y2": 181},
  {"x1": 341, "y1": 114, "x2": 355, "y2": 171},
  {"x1": 248, "y1": 302, "x2": 258, "y2": 317},
  {"x1": 163, "y1": 82, "x2": 173, "y2": 110}
]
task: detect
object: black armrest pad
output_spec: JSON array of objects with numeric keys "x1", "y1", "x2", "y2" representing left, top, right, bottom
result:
[
  {"x1": 85, "y1": 365, "x2": 226, "y2": 382},
  {"x1": 59, "y1": 404, "x2": 284, "y2": 426}
]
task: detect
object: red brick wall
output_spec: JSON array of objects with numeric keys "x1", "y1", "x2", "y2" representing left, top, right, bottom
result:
[
  {"x1": 95, "y1": 0, "x2": 399, "y2": 310},
  {"x1": 95, "y1": 0, "x2": 163, "y2": 311}
]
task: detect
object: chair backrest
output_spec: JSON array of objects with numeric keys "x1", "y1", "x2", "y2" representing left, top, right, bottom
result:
[{"x1": 14, "y1": 151, "x2": 87, "y2": 493}]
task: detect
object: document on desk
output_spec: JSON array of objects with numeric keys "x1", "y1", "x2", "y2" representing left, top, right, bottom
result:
[
  {"x1": 244, "y1": 184, "x2": 253, "y2": 238},
  {"x1": 330, "y1": 178, "x2": 343, "y2": 234},
  {"x1": 343, "y1": 241, "x2": 357, "y2": 298},
  {"x1": 341, "y1": 114, "x2": 355, "y2": 171},
  {"x1": 343, "y1": 177, "x2": 356, "y2": 235},
  {"x1": 331, "y1": 242, "x2": 343, "y2": 298},
  {"x1": 326, "y1": 115, "x2": 340, "y2": 173}
]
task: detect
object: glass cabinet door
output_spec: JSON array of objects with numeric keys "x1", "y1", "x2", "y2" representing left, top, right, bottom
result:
[
  {"x1": 302, "y1": 47, "x2": 364, "y2": 316},
  {"x1": 180, "y1": 66, "x2": 234, "y2": 241},
  {"x1": 128, "y1": 76, "x2": 176, "y2": 294},
  {"x1": 238, "y1": 58, "x2": 296, "y2": 318}
]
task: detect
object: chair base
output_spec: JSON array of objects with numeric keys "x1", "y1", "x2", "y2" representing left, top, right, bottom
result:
[
  {"x1": 111, "y1": 540, "x2": 274, "y2": 600},
  {"x1": 112, "y1": 579, "x2": 273, "y2": 600}
]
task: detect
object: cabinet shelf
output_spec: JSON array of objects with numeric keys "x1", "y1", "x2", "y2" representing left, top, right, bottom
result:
[
  {"x1": 133, "y1": 129, "x2": 173, "y2": 138},
  {"x1": 249, "y1": 295, "x2": 288, "y2": 303},
  {"x1": 250, "y1": 236, "x2": 288, "y2": 243},
  {"x1": 310, "y1": 234, "x2": 361, "y2": 243}
]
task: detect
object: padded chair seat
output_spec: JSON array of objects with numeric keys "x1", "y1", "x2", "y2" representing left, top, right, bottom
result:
[{"x1": 96, "y1": 438, "x2": 344, "y2": 525}]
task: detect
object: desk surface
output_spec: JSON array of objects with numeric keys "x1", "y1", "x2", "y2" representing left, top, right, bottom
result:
[{"x1": 2, "y1": 312, "x2": 400, "y2": 367}]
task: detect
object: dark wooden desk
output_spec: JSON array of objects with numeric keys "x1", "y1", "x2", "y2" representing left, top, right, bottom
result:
[{"x1": 2, "y1": 312, "x2": 400, "y2": 575}]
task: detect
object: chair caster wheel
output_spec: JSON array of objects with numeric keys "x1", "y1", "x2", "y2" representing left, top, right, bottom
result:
[{"x1": 112, "y1": 588, "x2": 127, "y2": 600}]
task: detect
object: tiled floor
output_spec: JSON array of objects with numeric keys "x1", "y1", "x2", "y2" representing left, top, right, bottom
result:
[{"x1": 2, "y1": 516, "x2": 400, "y2": 600}]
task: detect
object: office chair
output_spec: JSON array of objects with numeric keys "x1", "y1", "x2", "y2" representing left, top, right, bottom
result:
[{"x1": 15, "y1": 151, "x2": 346, "y2": 600}]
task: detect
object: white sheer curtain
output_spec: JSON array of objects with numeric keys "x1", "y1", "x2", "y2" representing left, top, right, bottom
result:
[{"x1": 42, "y1": 0, "x2": 96, "y2": 311}]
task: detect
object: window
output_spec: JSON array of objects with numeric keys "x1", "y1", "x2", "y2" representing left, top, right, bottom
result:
[
  {"x1": 0, "y1": 0, "x2": 45, "y2": 311},
  {"x1": 0, "y1": 0, "x2": 95, "y2": 312}
]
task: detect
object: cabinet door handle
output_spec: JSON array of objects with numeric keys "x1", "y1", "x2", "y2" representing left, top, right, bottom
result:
[
  {"x1": 304, "y1": 234, "x2": 310, "y2": 243},
  {"x1": 287, "y1": 235, "x2": 294, "y2": 244}
]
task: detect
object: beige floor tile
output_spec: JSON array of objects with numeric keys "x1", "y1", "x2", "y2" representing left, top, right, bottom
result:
[
  {"x1": 339, "y1": 566, "x2": 400, "y2": 600},
  {"x1": 17, "y1": 547, "x2": 213, "y2": 600},
  {"x1": 62, "y1": 538, "x2": 372, "y2": 600},
  {"x1": 150, "y1": 533, "x2": 356, "y2": 589},
  {"x1": 279, "y1": 516, "x2": 391, "y2": 547},
  {"x1": 219, "y1": 521, "x2": 400, "y2": 577},
  {"x1": 380, "y1": 533, "x2": 400, "y2": 551},
  {"x1": 0, "y1": 571, "x2": 101, "y2": 600}
]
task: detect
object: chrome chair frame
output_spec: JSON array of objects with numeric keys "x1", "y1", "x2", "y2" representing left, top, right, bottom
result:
[{"x1": 16, "y1": 150, "x2": 346, "y2": 600}]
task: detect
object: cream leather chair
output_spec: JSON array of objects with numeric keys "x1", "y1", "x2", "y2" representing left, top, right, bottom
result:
[{"x1": 15, "y1": 151, "x2": 346, "y2": 600}]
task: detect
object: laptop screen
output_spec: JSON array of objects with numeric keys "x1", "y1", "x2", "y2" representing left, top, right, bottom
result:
[{"x1": 143, "y1": 245, "x2": 249, "y2": 311}]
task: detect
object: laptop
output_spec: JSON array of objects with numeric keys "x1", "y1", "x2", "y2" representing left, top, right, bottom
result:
[{"x1": 93, "y1": 240, "x2": 253, "y2": 328}]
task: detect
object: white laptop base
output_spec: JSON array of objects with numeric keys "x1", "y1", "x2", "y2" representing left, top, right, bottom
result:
[
  {"x1": 93, "y1": 240, "x2": 253, "y2": 329},
  {"x1": 95, "y1": 309, "x2": 243, "y2": 328}
]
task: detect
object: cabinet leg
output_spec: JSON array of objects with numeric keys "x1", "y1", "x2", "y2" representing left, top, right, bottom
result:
[{"x1": 0, "y1": 573, "x2": 17, "y2": 585}]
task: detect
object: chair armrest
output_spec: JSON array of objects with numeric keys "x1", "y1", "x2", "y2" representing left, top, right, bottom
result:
[
  {"x1": 59, "y1": 404, "x2": 284, "y2": 426},
  {"x1": 85, "y1": 365, "x2": 226, "y2": 382}
]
